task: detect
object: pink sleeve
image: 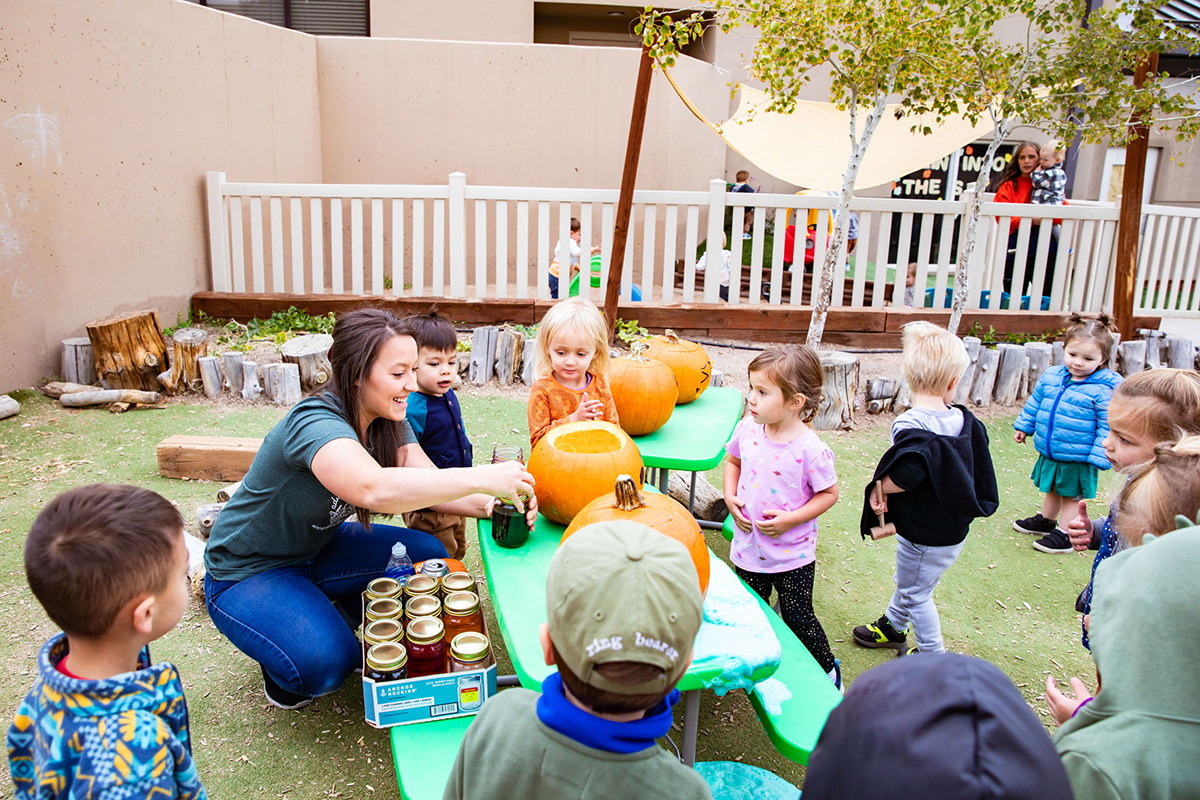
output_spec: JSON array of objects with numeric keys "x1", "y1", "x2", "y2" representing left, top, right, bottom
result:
[
  {"x1": 725, "y1": 418, "x2": 745, "y2": 459},
  {"x1": 807, "y1": 444, "x2": 838, "y2": 493}
]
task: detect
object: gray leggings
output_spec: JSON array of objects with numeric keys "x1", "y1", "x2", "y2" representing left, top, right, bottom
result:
[{"x1": 885, "y1": 536, "x2": 964, "y2": 653}]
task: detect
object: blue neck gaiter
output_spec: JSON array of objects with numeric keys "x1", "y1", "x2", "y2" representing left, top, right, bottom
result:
[{"x1": 535, "y1": 672, "x2": 680, "y2": 754}]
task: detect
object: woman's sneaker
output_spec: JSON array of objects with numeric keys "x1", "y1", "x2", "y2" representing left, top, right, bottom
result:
[
  {"x1": 853, "y1": 615, "x2": 907, "y2": 650},
  {"x1": 1013, "y1": 513, "x2": 1057, "y2": 535},
  {"x1": 1033, "y1": 530, "x2": 1074, "y2": 554},
  {"x1": 262, "y1": 666, "x2": 314, "y2": 710}
]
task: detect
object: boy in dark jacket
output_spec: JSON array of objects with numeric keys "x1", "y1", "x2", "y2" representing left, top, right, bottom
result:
[
  {"x1": 853, "y1": 323, "x2": 999, "y2": 656},
  {"x1": 404, "y1": 312, "x2": 475, "y2": 559}
]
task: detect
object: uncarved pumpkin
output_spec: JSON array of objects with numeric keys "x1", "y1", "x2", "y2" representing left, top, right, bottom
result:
[
  {"x1": 562, "y1": 475, "x2": 709, "y2": 595},
  {"x1": 607, "y1": 345, "x2": 678, "y2": 436},
  {"x1": 527, "y1": 421, "x2": 644, "y2": 525},
  {"x1": 644, "y1": 329, "x2": 712, "y2": 405}
]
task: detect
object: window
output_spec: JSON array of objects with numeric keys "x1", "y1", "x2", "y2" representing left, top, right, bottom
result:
[{"x1": 187, "y1": 0, "x2": 369, "y2": 36}]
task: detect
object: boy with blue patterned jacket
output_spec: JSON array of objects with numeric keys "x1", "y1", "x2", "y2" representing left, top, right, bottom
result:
[
  {"x1": 8, "y1": 484, "x2": 205, "y2": 800},
  {"x1": 403, "y1": 312, "x2": 475, "y2": 560}
]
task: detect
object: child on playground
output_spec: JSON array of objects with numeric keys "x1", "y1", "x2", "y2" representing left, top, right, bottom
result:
[
  {"x1": 527, "y1": 296, "x2": 618, "y2": 448},
  {"x1": 1031, "y1": 143, "x2": 1067, "y2": 206},
  {"x1": 1066, "y1": 368, "x2": 1200, "y2": 647},
  {"x1": 548, "y1": 218, "x2": 601, "y2": 299},
  {"x1": 694, "y1": 232, "x2": 733, "y2": 301},
  {"x1": 1046, "y1": 443, "x2": 1200, "y2": 798},
  {"x1": 903, "y1": 262, "x2": 918, "y2": 307},
  {"x1": 401, "y1": 311, "x2": 474, "y2": 559},
  {"x1": 443, "y1": 520, "x2": 711, "y2": 800},
  {"x1": 853, "y1": 322, "x2": 998, "y2": 657},
  {"x1": 1013, "y1": 313, "x2": 1122, "y2": 554},
  {"x1": 730, "y1": 169, "x2": 755, "y2": 239},
  {"x1": 8, "y1": 484, "x2": 206, "y2": 800},
  {"x1": 723, "y1": 345, "x2": 842, "y2": 690}
]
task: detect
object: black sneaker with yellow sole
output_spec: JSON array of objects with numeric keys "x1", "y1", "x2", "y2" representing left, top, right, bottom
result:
[{"x1": 853, "y1": 615, "x2": 907, "y2": 650}]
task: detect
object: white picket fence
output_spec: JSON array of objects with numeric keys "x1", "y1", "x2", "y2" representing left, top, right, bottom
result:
[{"x1": 205, "y1": 171, "x2": 1200, "y2": 316}]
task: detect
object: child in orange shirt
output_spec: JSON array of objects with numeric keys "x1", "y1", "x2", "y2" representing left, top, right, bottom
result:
[{"x1": 527, "y1": 297, "x2": 619, "y2": 448}]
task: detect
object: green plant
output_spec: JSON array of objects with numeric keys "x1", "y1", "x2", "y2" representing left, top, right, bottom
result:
[
  {"x1": 456, "y1": 339, "x2": 471, "y2": 352},
  {"x1": 966, "y1": 321, "x2": 1063, "y2": 345},
  {"x1": 614, "y1": 318, "x2": 648, "y2": 348},
  {"x1": 383, "y1": 274, "x2": 393, "y2": 290},
  {"x1": 162, "y1": 308, "x2": 212, "y2": 337},
  {"x1": 245, "y1": 307, "x2": 336, "y2": 341},
  {"x1": 511, "y1": 323, "x2": 539, "y2": 339}
]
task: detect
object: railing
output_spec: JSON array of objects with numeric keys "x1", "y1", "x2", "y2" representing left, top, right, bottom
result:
[{"x1": 205, "y1": 171, "x2": 1199, "y2": 316}]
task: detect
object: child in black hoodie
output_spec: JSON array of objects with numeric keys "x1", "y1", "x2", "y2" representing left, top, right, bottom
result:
[{"x1": 853, "y1": 323, "x2": 998, "y2": 656}]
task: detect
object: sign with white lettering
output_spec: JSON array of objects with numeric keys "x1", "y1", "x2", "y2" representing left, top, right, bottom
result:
[{"x1": 891, "y1": 142, "x2": 1020, "y2": 199}]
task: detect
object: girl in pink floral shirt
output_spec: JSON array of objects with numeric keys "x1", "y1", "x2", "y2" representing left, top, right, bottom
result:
[{"x1": 724, "y1": 345, "x2": 841, "y2": 690}]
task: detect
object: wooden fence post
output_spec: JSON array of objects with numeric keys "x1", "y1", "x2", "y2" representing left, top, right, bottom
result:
[
  {"x1": 703, "y1": 179, "x2": 726, "y2": 303},
  {"x1": 448, "y1": 172, "x2": 467, "y2": 298},
  {"x1": 207, "y1": 171, "x2": 230, "y2": 293}
]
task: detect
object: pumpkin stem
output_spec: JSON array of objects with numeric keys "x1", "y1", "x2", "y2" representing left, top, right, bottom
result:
[
  {"x1": 631, "y1": 340, "x2": 649, "y2": 359},
  {"x1": 665, "y1": 329, "x2": 681, "y2": 345},
  {"x1": 613, "y1": 475, "x2": 646, "y2": 512}
]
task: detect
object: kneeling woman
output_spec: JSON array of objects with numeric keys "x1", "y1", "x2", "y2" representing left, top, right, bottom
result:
[{"x1": 204, "y1": 309, "x2": 535, "y2": 709}]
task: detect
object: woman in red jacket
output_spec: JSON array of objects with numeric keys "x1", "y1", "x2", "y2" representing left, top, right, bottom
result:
[{"x1": 993, "y1": 141, "x2": 1061, "y2": 301}]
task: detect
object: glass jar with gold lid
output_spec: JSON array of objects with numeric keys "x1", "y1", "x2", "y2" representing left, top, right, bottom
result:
[
  {"x1": 365, "y1": 597, "x2": 402, "y2": 623},
  {"x1": 443, "y1": 591, "x2": 485, "y2": 642},
  {"x1": 405, "y1": 594, "x2": 442, "y2": 621},
  {"x1": 448, "y1": 631, "x2": 492, "y2": 672},
  {"x1": 362, "y1": 618, "x2": 403, "y2": 657},
  {"x1": 366, "y1": 642, "x2": 408, "y2": 682},
  {"x1": 403, "y1": 574, "x2": 439, "y2": 601},
  {"x1": 366, "y1": 577, "x2": 402, "y2": 603},
  {"x1": 441, "y1": 572, "x2": 477, "y2": 595},
  {"x1": 405, "y1": 617, "x2": 446, "y2": 677}
]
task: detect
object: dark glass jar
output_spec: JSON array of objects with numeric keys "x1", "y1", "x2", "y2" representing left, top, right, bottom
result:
[
  {"x1": 490, "y1": 502, "x2": 531, "y2": 548},
  {"x1": 443, "y1": 591, "x2": 485, "y2": 643},
  {"x1": 448, "y1": 632, "x2": 493, "y2": 673},
  {"x1": 366, "y1": 643, "x2": 408, "y2": 682},
  {"x1": 405, "y1": 594, "x2": 441, "y2": 621},
  {"x1": 406, "y1": 617, "x2": 447, "y2": 677},
  {"x1": 365, "y1": 577, "x2": 402, "y2": 603},
  {"x1": 403, "y1": 574, "x2": 439, "y2": 601},
  {"x1": 441, "y1": 572, "x2": 477, "y2": 596},
  {"x1": 362, "y1": 619, "x2": 403, "y2": 658},
  {"x1": 365, "y1": 597, "x2": 403, "y2": 624}
]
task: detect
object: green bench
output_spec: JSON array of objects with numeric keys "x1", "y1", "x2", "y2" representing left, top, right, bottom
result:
[
  {"x1": 721, "y1": 515, "x2": 842, "y2": 765},
  {"x1": 389, "y1": 715, "x2": 473, "y2": 800}
]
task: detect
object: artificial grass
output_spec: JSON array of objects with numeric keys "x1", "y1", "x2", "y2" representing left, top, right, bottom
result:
[{"x1": 0, "y1": 389, "x2": 1107, "y2": 795}]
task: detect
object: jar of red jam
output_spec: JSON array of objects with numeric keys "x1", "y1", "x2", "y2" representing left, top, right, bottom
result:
[
  {"x1": 365, "y1": 597, "x2": 403, "y2": 624},
  {"x1": 405, "y1": 594, "x2": 441, "y2": 621},
  {"x1": 443, "y1": 591, "x2": 485, "y2": 642},
  {"x1": 362, "y1": 619, "x2": 403, "y2": 658},
  {"x1": 366, "y1": 577, "x2": 402, "y2": 603},
  {"x1": 441, "y1": 572, "x2": 477, "y2": 596},
  {"x1": 404, "y1": 574, "x2": 439, "y2": 602},
  {"x1": 448, "y1": 632, "x2": 493, "y2": 672},
  {"x1": 406, "y1": 617, "x2": 446, "y2": 677},
  {"x1": 366, "y1": 643, "x2": 408, "y2": 682}
]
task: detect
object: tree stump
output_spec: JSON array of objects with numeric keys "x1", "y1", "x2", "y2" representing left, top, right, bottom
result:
[
  {"x1": 280, "y1": 334, "x2": 334, "y2": 393},
  {"x1": 494, "y1": 329, "x2": 524, "y2": 386},
  {"x1": 969, "y1": 347, "x2": 1000, "y2": 407},
  {"x1": 893, "y1": 379, "x2": 913, "y2": 415},
  {"x1": 241, "y1": 361, "x2": 262, "y2": 401},
  {"x1": 955, "y1": 336, "x2": 982, "y2": 405},
  {"x1": 521, "y1": 339, "x2": 538, "y2": 385},
  {"x1": 158, "y1": 328, "x2": 209, "y2": 394},
  {"x1": 710, "y1": 369, "x2": 724, "y2": 388},
  {"x1": 1051, "y1": 341, "x2": 1065, "y2": 367},
  {"x1": 1024, "y1": 342, "x2": 1053, "y2": 394},
  {"x1": 196, "y1": 502, "x2": 226, "y2": 541},
  {"x1": 814, "y1": 351, "x2": 858, "y2": 431},
  {"x1": 1118, "y1": 340, "x2": 1147, "y2": 377},
  {"x1": 865, "y1": 378, "x2": 898, "y2": 414},
  {"x1": 1145, "y1": 336, "x2": 1163, "y2": 369},
  {"x1": 217, "y1": 481, "x2": 242, "y2": 502},
  {"x1": 198, "y1": 356, "x2": 223, "y2": 398},
  {"x1": 62, "y1": 338, "x2": 98, "y2": 385},
  {"x1": 469, "y1": 326, "x2": 498, "y2": 385},
  {"x1": 223, "y1": 352, "x2": 245, "y2": 394},
  {"x1": 86, "y1": 310, "x2": 169, "y2": 391},
  {"x1": 993, "y1": 344, "x2": 1028, "y2": 406},
  {"x1": 0, "y1": 395, "x2": 18, "y2": 421},
  {"x1": 1107, "y1": 332, "x2": 1121, "y2": 372},
  {"x1": 1165, "y1": 337, "x2": 1196, "y2": 369},
  {"x1": 667, "y1": 471, "x2": 727, "y2": 522},
  {"x1": 263, "y1": 362, "x2": 302, "y2": 406}
]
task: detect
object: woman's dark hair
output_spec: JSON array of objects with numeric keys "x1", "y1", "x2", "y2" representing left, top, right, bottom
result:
[
  {"x1": 991, "y1": 141, "x2": 1042, "y2": 193},
  {"x1": 326, "y1": 308, "x2": 415, "y2": 526}
]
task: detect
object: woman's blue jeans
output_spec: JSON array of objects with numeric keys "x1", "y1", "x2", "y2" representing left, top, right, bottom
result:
[{"x1": 204, "y1": 521, "x2": 448, "y2": 698}]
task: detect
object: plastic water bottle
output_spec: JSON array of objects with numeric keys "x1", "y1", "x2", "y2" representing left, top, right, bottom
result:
[{"x1": 383, "y1": 542, "x2": 415, "y2": 586}]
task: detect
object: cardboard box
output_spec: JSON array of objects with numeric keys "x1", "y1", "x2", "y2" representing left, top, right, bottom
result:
[{"x1": 360, "y1": 591, "x2": 498, "y2": 728}]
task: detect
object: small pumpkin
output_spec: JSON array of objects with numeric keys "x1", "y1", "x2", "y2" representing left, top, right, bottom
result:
[
  {"x1": 607, "y1": 342, "x2": 678, "y2": 436},
  {"x1": 562, "y1": 475, "x2": 709, "y2": 595},
  {"x1": 527, "y1": 421, "x2": 644, "y2": 525},
  {"x1": 644, "y1": 329, "x2": 712, "y2": 405}
]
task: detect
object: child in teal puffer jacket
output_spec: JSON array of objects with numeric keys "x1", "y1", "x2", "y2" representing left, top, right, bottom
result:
[{"x1": 1013, "y1": 313, "x2": 1121, "y2": 554}]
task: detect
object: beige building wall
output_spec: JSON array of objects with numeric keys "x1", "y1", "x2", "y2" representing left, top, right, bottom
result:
[
  {"x1": 0, "y1": 0, "x2": 323, "y2": 392},
  {"x1": 370, "y1": 0, "x2": 534, "y2": 43}
]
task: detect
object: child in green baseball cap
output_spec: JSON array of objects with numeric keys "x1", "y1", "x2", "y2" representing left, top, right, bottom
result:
[{"x1": 443, "y1": 520, "x2": 712, "y2": 800}]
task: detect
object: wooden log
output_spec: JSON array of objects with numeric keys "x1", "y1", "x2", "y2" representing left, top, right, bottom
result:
[
  {"x1": 1024, "y1": 342, "x2": 1053, "y2": 393},
  {"x1": 1165, "y1": 337, "x2": 1195, "y2": 369},
  {"x1": 969, "y1": 347, "x2": 1001, "y2": 407},
  {"x1": 0, "y1": 395, "x2": 18, "y2": 421},
  {"x1": 158, "y1": 328, "x2": 209, "y2": 395},
  {"x1": 1145, "y1": 335, "x2": 1162, "y2": 369},
  {"x1": 993, "y1": 344, "x2": 1028, "y2": 406},
  {"x1": 108, "y1": 402, "x2": 132, "y2": 414},
  {"x1": 86, "y1": 309, "x2": 169, "y2": 391},
  {"x1": 62, "y1": 337, "x2": 98, "y2": 385},
  {"x1": 894, "y1": 379, "x2": 913, "y2": 414},
  {"x1": 223, "y1": 352, "x2": 245, "y2": 393},
  {"x1": 710, "y1": 369, "x2": 724, "y2": 388},
  {"x1": 280, "y1": 334, "x2": 334, "y2": 392},
  {"x1": 39, "y1": 381, "x2": 99, "y2": 399},
  {"x1": 494, "y1": 329, "x2": 524, "y2": 386},
  {"x1": 60, "y1": 389, "x2": 161, "y2": 407},
  {"x1": 1051, "y1": 341, "x2": 1065, "y2": 366},
  {"x1": 241, "y1": 361, "x2": 262, "y2": 401},
  {"x1": 866, "y1": 378, "x2": 898, "y2": 401},
  {"x1": 157, "y1": 435, "x2": 262, "y2": 481},
  {"x1": 469, "y1": 326, "x2": 498, "y2": 385},
  {"x1": 521, "y1": 339, "x2": 537, "y2": 385},
  {"x1": 196, "y1": 502, "x2": 226, "y2": 541},
  {"x1": 955, "y1": 336, "x2": 981, "y2": 406},
  {"x1": 667, "y1": 471, "x2": 727, "y2": 522},
  {"x1": 814, "y1": 351, "x2": 858, "y2": 431},
  {"x1": 263, "y1": 363, "x2": 302, "y2": 406},
  {"x1": 198, "y1": 356, "x2": 223, "y2": 398},
  {"x1": 1107, "y1": 332, "x2": 1121, "y2": 372},
  {"x1": 1118, "y1": 340, "x2": 1147, "y2": 377},
  {"x1": 217, "y1": 481, "x2": 242, "y2": 502}
]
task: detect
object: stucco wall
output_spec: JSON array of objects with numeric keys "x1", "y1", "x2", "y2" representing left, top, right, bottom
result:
[
  {"x1": 370, "y1": 0, "x2": 534, "y2": 43},
  {"x1": 0, "y1": 0, "x2": 322, "y2": 392}
]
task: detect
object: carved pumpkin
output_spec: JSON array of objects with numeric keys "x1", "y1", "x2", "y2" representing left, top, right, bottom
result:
[
  {"x1": 644, "y1": 329, "x2": 712, "y2": 404},
  {"x1": 527, "y1": 421, "x2": 644, "y2": 525},
  {"x1": 607, "y1": 343, "x2": 678, "y2": 436},
  {"x1": 562, "y1": 475, "x2": 710, "y2": 595}
]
